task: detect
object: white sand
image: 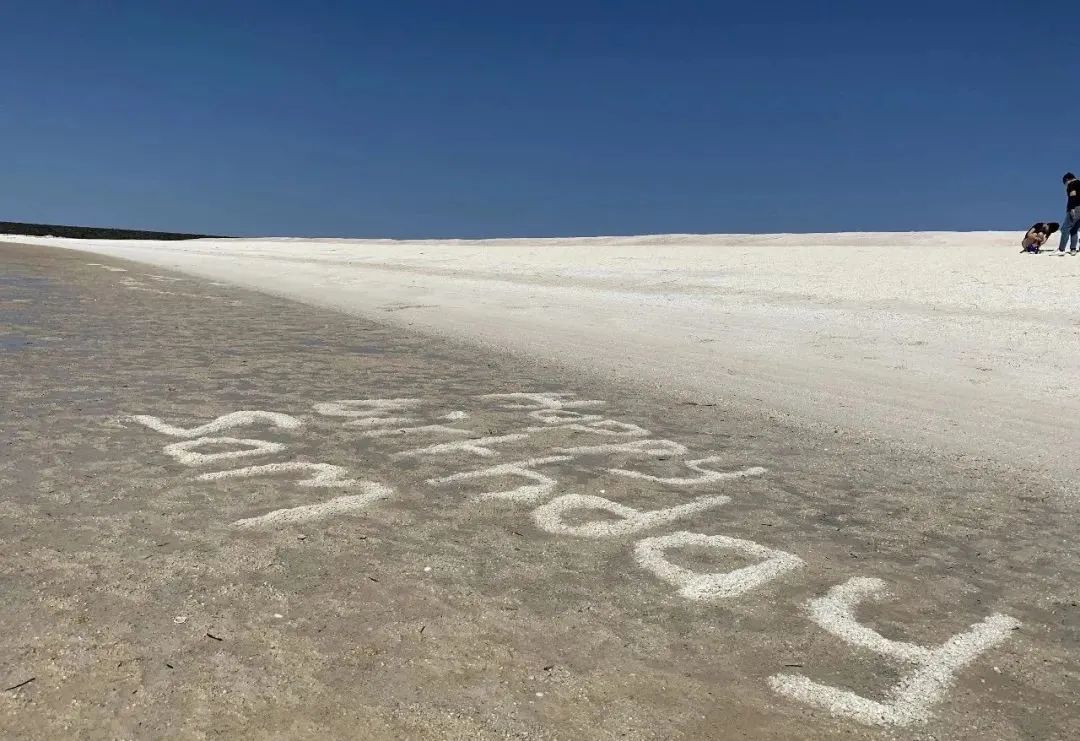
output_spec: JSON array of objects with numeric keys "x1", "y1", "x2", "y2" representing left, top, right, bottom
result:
[{"x1": 7, "y1": 232, "x2": 1077, "y2": 482}]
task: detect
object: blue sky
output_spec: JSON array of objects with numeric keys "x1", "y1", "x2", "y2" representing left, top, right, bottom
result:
[{"x1": 0, "y1": 1, "x2": 1069, "y2": 237}]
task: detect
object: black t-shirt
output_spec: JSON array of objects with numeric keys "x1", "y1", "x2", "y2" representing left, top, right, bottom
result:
[{"x1": 1067, "y1": 179, "x2": 1080, "y2": 210}]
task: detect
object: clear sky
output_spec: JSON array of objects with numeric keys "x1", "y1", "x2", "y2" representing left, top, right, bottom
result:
[{"x1": 0, "y1": 1, "x2": 1070, "y2": 237}]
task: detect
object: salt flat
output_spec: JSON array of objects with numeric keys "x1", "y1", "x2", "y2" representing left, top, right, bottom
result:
[
  {"x1": 3, "y1": 241, "x2": 1077, "y2": 738},
  {"x1": 7, "y1": 231, "x2": 1075, "y2": 485}
]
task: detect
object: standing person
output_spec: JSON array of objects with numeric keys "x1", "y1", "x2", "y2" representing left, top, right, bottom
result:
[{"x1": 1059, "y1": 173, "x2": 1080, "y2": 254}]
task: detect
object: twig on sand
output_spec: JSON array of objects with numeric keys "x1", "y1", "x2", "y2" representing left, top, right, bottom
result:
[
  {"x1": 4, "y1": 677, "x2": 35, "y2": 692},
  {"x1": 205, "y1": 632, "x2": 224, "y2": 642}
]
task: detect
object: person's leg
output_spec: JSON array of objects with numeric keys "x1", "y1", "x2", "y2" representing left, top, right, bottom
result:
[
  {"x1": 1060, "y1": 213, "x2": 1073, "y2": 251},
  {"x1": 1071, "y1": 209, "x2": 1080, "y2": 251}
]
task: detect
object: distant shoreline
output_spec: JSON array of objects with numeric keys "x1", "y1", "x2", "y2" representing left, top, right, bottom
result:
[{"x1": 0, "y1": 221, "x2": 218, "y2": 241}]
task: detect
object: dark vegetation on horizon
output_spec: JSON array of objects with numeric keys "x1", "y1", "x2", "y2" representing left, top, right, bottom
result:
[{"x1": 0, "y1": 221, "x2": 219, "y2": 241}]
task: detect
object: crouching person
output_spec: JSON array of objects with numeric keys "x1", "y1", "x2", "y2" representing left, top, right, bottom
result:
[{"x1": 1022, "y1": 222, "x2": 1059, "y2": 253}]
